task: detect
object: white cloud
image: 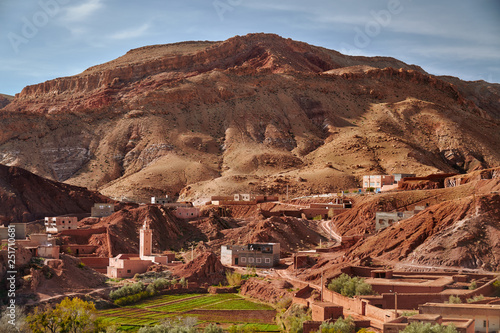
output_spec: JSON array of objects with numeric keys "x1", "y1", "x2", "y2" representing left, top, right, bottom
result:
[
  {"x1": 109, "y1": 23, "x2": 150, "y2": 40},
  {"x1": 62, "y1": 0, "x2": 104, "y2": 22}
]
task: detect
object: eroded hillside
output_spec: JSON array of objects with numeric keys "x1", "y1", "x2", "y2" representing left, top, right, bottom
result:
[{"x1": 1, "y1": 33, "x2": 499, "y2": 202}]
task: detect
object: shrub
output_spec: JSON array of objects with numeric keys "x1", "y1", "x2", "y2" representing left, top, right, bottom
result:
[
  {"x1": 77, "y1": 262, "x2": 86, "y2": 269},
  {"x1": 327, "y1": 273, "x2": 374, "y2": 298},
  {"x1": 401, "y1": 322, "x2": 458, "y2": 333},
  {"x1": 446, "y1": 295, "x2": 462, "y2": 304},
  {"x1": 204, "y1": 323, "x2": 224, "y2": 333},
  {"x1": 469, "y1": 280, "x2": 477, "y2": 290},
  {"x1": 114, "y1": 290, "x2": 153, "y2": 306},
  {"x1": 153, "y1": 278, "x2": 171, "y2": 290},
  {"x1": 275, "y1": 304, "x2": 311, "y2": 333},
  {"x1": 180, "y1": 277, "x2": 188, "y2": 288},
  {"x1": 466, "y1": 295, "x2": 484, "y2": 303},
  {"x1": 226, "y1": 271, "x2": 243, "y2": 286},
  {"x1": 276, "y1": 297, "x2": 293, "y2": 310},
  {"x1": 493, "y1": 280, "x2": 500, "y2": 297},
  {"x1": 109, "y1": 282, "x2": 145, "y2": 300},
  {"x1": 319, "y1": 316, "x2": 355, "y2": 333}
]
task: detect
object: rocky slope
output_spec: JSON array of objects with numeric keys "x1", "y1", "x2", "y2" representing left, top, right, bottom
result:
[
  {"x1": 0, "y1": 94, "x2": 13, "y2": 109},
  {"x1": 0, "y1": 164, "x2": 112, "y2": 224},
  {"x1": 1, "y1": 33, "x2": 499, "y2": 202},
  {"x1": 330, "y1": 170, "x2": 500, "y2": 270}
]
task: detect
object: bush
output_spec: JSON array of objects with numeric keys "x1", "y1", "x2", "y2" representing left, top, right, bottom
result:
[
  {"x1": 204, "y1": 323, "x2": 224, "y2": 333},
  {"x1": 275, "y1": 304, "x2": 311, "y2": 333},
  {"x1": 446, "y1": 295, "x2": 461, "y2": 304},
  {"x1": 401, "y1": 322, "x2": 458, "y2": 333},
  {"x1": 276, "y1": 297, "x2": 293, "y2": 310},
  {"x1": 493, "y1": 280, "x2": 500, "y2": 297},
  {"x1": 109, "y1": 282, "x2": 145, "y2": 300},
  {"x1": 226, "y1": 271, "x2": 243, "y2": 286},
  {"x1": 180, "y1": 277, "x2": 188, "y2": 288},
  {"x1": 469, "y1": 280, "x2": 477, "y2": 290},
  {"x1": 114, "y1": 290, "x2": 154, "y2": 306},
  {"x1": 153, "y1": 278, "x2": 171, "y2": 290},
  {"x1": 327, "y1": 274, "x2": 374, "y2": 298},
  {"x1": 319, "y1": 316, "x2": 355, "y2": 333},
  {"x1": 466, "y1": 295, "x2": 484, "y2": 303}
]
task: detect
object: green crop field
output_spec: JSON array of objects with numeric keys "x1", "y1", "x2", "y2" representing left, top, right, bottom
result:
[{"x1": 98, "y1": 293, "x2": 278, "y2": 332}]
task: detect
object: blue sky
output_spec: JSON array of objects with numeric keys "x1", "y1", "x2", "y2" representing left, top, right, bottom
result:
[{"x1": 0, "y1": 0, "x2": 499, "y2": 96}]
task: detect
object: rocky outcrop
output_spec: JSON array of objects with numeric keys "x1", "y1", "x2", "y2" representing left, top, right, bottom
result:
[
  {"x1": 171, "y1": 251, "x2": 226, "y2": 285},
  {"x1": 240, "y1": 278, "x2": 294, "y2": 304}
]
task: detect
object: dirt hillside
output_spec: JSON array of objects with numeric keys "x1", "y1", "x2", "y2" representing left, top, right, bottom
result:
[
  {"x1": 0, "y1": 33, "x2": 498, "y2": 202},
  {"x1": 0, "y1": 164, "x2": 112, "y2": 224}
]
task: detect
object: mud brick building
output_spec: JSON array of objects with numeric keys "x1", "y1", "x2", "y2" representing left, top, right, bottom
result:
[
  {"x1": 44, "y1": 216, "x2": 78, "y2": 233},
  {"x1": 221, "y1": 243, "x2": 280, "y2": 268}
]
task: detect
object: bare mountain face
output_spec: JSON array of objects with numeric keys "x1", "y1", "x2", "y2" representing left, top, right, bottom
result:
[{"x1": 1, "y1": 33, "x2": 499, "y2": 202}]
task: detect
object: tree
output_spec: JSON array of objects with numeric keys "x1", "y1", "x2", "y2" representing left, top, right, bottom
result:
[
  {"x1": 327, "y1": 274, "x2": 374, "y2": 298},
  {"x1": 0, "y1": 306, "x2": 30, "y2": 332},
  {"x1": 401, "y1": 322, "x2": 458, "y2": 333},
  {"x1": 27, "y1": 297, "x2": 104, "y2": 333},
  {"x1": 275, "y1": 304, "x2": 311, "y2": 333}
]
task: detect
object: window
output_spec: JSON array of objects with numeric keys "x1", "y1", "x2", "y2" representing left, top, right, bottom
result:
[
  {"x1": 256, "y1": 258, "x2": 262, "y2": 263},
  {"x1": 241, "y1": 257, "x2": 246, "y2": 263},
  {"x1": 127, "y1": 270, "x2": 131, "y2": 273},
  {"x1": 248, "y1": 257, "x2": 254, "y2": 263},
  {"x1": 483, "y1": 321, "x2": 486, "y2": 328},
  {"x1": 265, "y1": 258, "x2": 271, "y2": 263}
]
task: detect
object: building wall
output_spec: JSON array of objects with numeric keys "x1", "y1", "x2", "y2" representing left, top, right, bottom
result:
[
  {"x1": 91, "y1": 204, "x2": 114, "y2": 217},
  {"x1": 221, "y1": 243, "x2": 280, "y2": 267},
  {"x1": 419, "y1": 304, "x2": 500, "y2": 333},
  {"x1": 45, "y1": 216, "x2": 78, "y2": 233},
  {"x1": 220, "y1": 246, "x2": 236, "y2": 265},
  {"x1": 174, "y1": 207, "x2": 200, "y2": 219},
  {"x1": 37, "y1": 245, "x2": 60, "y2": 259},
  {"x1": 311, "y1": 302, "x2": 343, "y2": 321},
  {"x1": 363, "y1": 175, "x2": 395, "y2": 189},
  {"x1": 107, "y1": 259, "x2": 153, "y2": 278}
]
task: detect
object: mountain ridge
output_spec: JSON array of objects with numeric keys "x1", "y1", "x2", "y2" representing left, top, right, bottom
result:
[{"x1": 1, "y1": 33, "x2": 499, "y2": 202}]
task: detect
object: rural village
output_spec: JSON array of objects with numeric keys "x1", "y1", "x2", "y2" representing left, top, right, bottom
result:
[{"x1": 1, "y1": 168, "x2": 499, "y2": 332}]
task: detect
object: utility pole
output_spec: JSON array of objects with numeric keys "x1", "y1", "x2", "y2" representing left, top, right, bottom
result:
[
  {"x1": 321, "y1": 271, "x2": 324, "y2": 302},
  {"x1": 395, "y1": 291, "x2": 398, "y2": 318}
]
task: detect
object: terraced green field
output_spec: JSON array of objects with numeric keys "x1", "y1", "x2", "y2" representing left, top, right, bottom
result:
[{"x1": 98, "y1": 293, "x2": 278, "y2": 331}]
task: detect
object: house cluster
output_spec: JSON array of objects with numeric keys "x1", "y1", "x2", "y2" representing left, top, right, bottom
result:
[
  {"x1": 151, "y1": 196, "x2": 200, "y2": 219},
  {"x1": 362, "y1": 173, "x2": 416, "y2": 192},
  {"x1": 210, "y1": 194, "x2": 279, "y2": 205},
  {"x1": 261, "y1": 197, "x2": 352, "y2": 220},
  {"x1": 294, "y1": 265, "x2": 500, "y2": 333},
  {"x1": 0, "y1": 223, "x2": 60, "y2": 259},
  {"x1": 374, "y1": 206, "x2": 426, "y2": 231}
]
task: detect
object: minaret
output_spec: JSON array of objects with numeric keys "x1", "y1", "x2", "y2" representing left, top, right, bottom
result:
[{"x1": 139, "y1": 219, "x2": 152, "y2": 258}]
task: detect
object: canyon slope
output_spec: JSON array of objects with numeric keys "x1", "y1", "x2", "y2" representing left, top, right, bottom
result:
[{"x1": 1, "y1": 33, "x2": 499, "y2": 202}]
